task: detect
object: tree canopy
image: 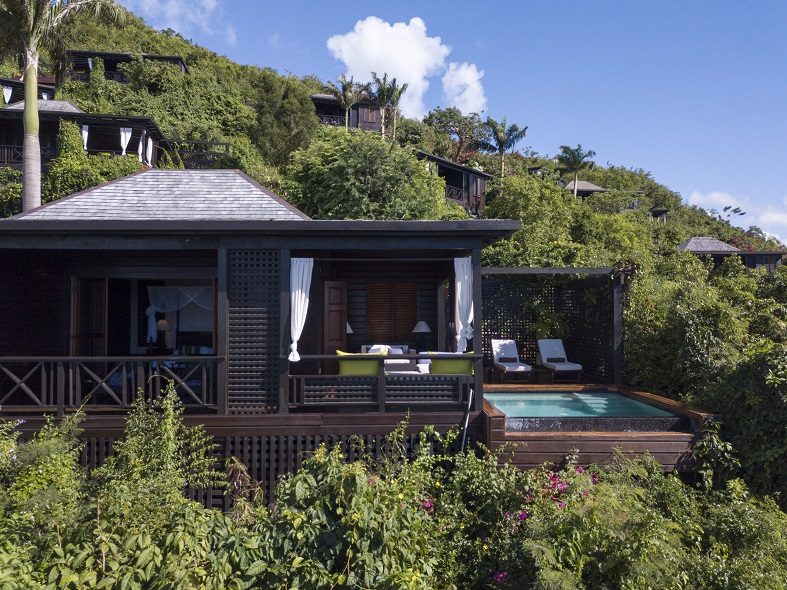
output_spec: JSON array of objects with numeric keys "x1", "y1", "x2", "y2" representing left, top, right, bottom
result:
[{"x1": 285, "y1": 126, "x2": 462, "y2": 220}]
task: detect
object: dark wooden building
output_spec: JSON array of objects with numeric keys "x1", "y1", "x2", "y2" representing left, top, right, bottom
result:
[
  {"x1": 310, "y1": 94, "x2": 381, "y2": 132},
  {"x1": 0, "y1": 169, "x2": 518, "y2": 502},
  {"x1": 0, "y1": 99, "x2": 166, "y2": 168},
  {"x1": 66, "y1": 50, "x2": 189, "y2": 83},
  {"x1": 1, "y1": 76, "x2": 56, "y2": 106},
  {"x1": 679, "y1": 236, "x2": 785, "y2": 272},
  {"x1": 416, "y1": 150, "x2": 492, "y2": 216}
]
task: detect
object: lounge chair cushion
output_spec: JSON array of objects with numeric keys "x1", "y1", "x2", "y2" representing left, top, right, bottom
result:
[
  {"x1": 336, "y1": 350, "x2": 384, "y2": 375},
  {"x1": 541, "y1": 361, "x2": 582, "y2": 372},
  {"x1": 493, "y1": 360, "x2": 532, "y2": 373},
  {"x1": 537, "y1": 339, "x2": 582, "y2": 373},
  {"x1": 430, "y1": 353, "x2": 473, "y2": 375}
]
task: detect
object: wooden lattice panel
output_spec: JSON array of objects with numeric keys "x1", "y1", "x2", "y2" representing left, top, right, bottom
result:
[
  {"x1": 481, "y1": 274, "x2": 615, "y2": 382},
  {"x1": 227, "y1": 250, "x2": 280, "y2": 413}
]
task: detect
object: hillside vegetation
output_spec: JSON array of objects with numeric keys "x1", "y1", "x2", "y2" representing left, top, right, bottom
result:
[{"x1": 1, "y1": 4, "x2": 787, "y2": 574}]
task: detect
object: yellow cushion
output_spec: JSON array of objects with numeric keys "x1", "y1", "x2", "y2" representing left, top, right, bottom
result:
[
  {"x1": 429, "y1": 353, "x2": 474, "y2": 375},
  {"x1": 336, "y1": 350, "x2": 385, "y2": 376}
]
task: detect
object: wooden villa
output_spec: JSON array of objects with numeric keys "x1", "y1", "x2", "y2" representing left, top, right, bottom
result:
[
  {"x1": 0, "y1": 169, "x2": 523, "y2": 502},
  {"x1": 2, "y1": 76, "x2": 56, "y2": 106},
  {"x1": 0, "y1": 99, "x2": 166, "y2": 168},
  {"x1": 0, "y1": 170, "x2": 708, "y2": 503},
  {"x1": 66, "y1": 50, "x2": 189, "y2": 83},
  {"x1": 415, "y1": 150, "x2": 492, "y2": 217},
  {"x1": 311, "y1": 93, "x2": 381, "y2": 131},
  {"x1": 679, "y1": 236, "x2": 785, "y2": 272}
]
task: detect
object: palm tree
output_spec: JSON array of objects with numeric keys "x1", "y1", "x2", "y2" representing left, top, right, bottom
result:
[
  {"x1": 476, "y1": 116, "x2": 528, "y2": 177},
  {"x1": 555, "y1": 144, "x2": 596, "y2": 197},
  {"x1": 0, "y1": 0, "x2": 124, "y2": 211},
  {"x1": 370, "y1": 72, "x2": 408, "y2": 142},
  {"x1": 325, "y1": 74, "x2": 366, "y2": 131}
]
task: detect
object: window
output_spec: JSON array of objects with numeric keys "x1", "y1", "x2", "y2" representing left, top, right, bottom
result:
[
  {"x1": 362, "y1": 107, "x2": 378, "y2": 123},
  {"x1": 367, "y1": 283, "x2": 417, "y2": 342}
]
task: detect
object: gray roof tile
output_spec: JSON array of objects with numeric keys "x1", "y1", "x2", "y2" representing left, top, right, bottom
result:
[
  {"x1": 2, "y1": 99, "x2": 83, "y2": 113},
  {"x1": 679, "y1": 237, "x2": 740, "y2": 252},
  {"x1": 18, "y1": 169, "x2": 310, "y2": 221}
]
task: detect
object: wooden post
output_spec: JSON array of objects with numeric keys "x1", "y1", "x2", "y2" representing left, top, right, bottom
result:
[
  {"x1": 56, "y1": 361, "x2": 65, "y2": 417},
  {"x1": 216, "y1": 247, "x2": 229, "y2": 415},
  {"x1": 279, "y1": 249, "x2": 291, "y2": 414},
  {"x1": 472, "y1": 248, "x2": 483, "y2": 411},
  {"x1": 377, "y1": 358, "x2": 386, "y2": 412}
]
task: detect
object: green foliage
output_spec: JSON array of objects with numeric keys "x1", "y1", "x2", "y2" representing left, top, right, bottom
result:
[
  {"x1": 482, "y1": 174, "x2": 584, "y2": 266},
  {"x1": 94, "y1": 381, "x2": 223, "y2": 535},
  {"x1": 1, "y1": 411, "x2": 787, "y2": 588},
  {"x1": 250, "y1": 68, "x2": 319, "y2": 168},
  {"x1": 422, "y1": 107, "x2": 486, "y2": 163},
  {"x1": 0, "y1": 167, "x2": 22, "y2": 217},
  {"x1": 286, "y1": 126, "x2": 458, "y2": 220}
]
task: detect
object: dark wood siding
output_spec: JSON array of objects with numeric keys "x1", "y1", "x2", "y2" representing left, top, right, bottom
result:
[
  {"x1": 0, "y1": 251, "x2": 70, "y2": 355},
  {"x1": 227, "y1": 250, "x2": 281, "y2": 413}
]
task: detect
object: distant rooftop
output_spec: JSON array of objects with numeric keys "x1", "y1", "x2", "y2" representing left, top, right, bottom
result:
[
  {"x1": 2, "y1": 100, "x2": 83, "y2": 113},
  {"x1": 12, "y1": 169, "x2": 310, "y2": 222},
  {"x1": 679, "y1": 237, "x2": 740, "y2": 252},
  {"x1": 564, "y1": 180, "x2": 607, "y2": 193}
]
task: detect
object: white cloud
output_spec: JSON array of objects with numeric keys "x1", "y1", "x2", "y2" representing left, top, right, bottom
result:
[
  {"x1": 327, "y1": 16, "x2": 453, "y2": 118},
  {"x1": 441, "y1": 62, "x2": 487, "y2": 114},
  {"x1": 117, "y1": 0, "x2": 232, "y2": 43},
  {"x1": 688, "y1": 190, "x2": 787, "y2": 244}
]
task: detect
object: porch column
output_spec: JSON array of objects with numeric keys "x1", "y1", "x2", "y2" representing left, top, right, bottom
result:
[
  {"x1": 216, "y1": 247, "x2": 229, "y2": 414},
  {"x1": 279, "y1": 248, "x2": 291, "y2": 414},
  {"x1": 472, "y1": 248, "x2": 483, "y2": 411}
]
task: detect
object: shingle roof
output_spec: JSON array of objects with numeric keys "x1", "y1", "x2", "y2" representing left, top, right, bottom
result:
[
  {"x1": 16, "y1": 169, "x2": 310, "y2": 221},
  {"x1": 679, "y1": 237, "x2": 740, "y2": 252},
  {"x1": 2, "y1": 100, "x2": 83, "y2": 113},
  {"x1": 564, "y1": 180, "x2": 607, "y2": 193}
]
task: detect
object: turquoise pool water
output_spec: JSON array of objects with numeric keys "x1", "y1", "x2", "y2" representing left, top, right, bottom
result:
[{"x1": 486, "y1": 391, "x2": 675, "y2": 418}]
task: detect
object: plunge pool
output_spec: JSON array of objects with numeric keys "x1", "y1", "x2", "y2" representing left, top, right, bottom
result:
[{"x1": 485, "y1": 390, "x2": 692, "y2": 433}]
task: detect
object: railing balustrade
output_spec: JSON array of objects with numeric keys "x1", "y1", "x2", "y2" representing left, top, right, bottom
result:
[
  {"x1": 0, "y1": 356, "x2": 220, "y2": 414},
  {"x1": 0, "y1": 145, "x2": 61, "y2": 166},
  {"x1": 445, "y1": 185, "x2": 466, "y2": 203},
  {"x1": 317, "y1": 114, "x2": 346, "y2": 127},
  {"x1": 289, "y1": 354, "x2": 479, "y2": 410}
]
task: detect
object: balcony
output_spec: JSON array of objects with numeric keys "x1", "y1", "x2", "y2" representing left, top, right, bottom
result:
[{"x1": 0, "y1": 356, "x2": 220, "y2": 414}]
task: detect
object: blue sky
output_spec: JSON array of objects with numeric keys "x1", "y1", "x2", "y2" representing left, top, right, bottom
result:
[{"x1": 118, "y1": 1, "x2": 787, "y2": 242}]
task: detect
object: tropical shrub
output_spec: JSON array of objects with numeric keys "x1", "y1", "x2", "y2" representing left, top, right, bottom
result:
[{"x1": 285, "y1": 126, "x2": 460, "y2": 220}]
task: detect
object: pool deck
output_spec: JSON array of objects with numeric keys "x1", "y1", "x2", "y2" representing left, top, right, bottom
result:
[{"x1": 482, "y1": 384, "x2": 714, "y2": 472}]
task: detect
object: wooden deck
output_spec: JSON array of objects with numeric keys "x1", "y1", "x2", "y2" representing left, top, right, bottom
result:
[{"x1": 482, "y1": 384, "x2": 712, "y2": 472}]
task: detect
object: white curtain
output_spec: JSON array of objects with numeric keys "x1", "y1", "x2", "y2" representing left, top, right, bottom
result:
[
  {"x1": 146, "y1": 286, "x2": 213, "y2": 348},
  {"x1": 120, "y1": 127, "x2": 132, "y2": 156},
  {"x1": 1, "y1": 85, "x2": 10, "y2": 105},
  {"x1": 41, "y1": 91, "x2": 49, "y2": 100},
  {"x1": 137, "y1": 130, "x2": 146, "y2": 162},
  {"x1": 145, "y1": 137, "x2": 153, "y2": 167},
  {"x1": 81, "y1": 125, "x2": 89, "y2": 151},
  {"x1": 454, "y1": 257, "x2": 474, "y2": 353},
  {"x1": 288, "y1": 258, "x2": 313, "y2": 362},
  {"x1": 87, "y1": 57, "x2": 93, "y2": 71}
]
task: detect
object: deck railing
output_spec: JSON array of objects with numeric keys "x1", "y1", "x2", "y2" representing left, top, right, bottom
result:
[
  {"x1": 289, "y1": 354, "x2": 479, "y2": 411},
  {"x1": 0, "y1": 145, "x2": 57, "y2": 166},
  {"x1": 0, "y1": 356, "x2": 220, "y2": 414},
  {"x1": 445, "y1": 185, "x2": 466, "y2": 203},
  {"x1": 317, "y1": 114, "x2": 346, "y2": 127}
]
